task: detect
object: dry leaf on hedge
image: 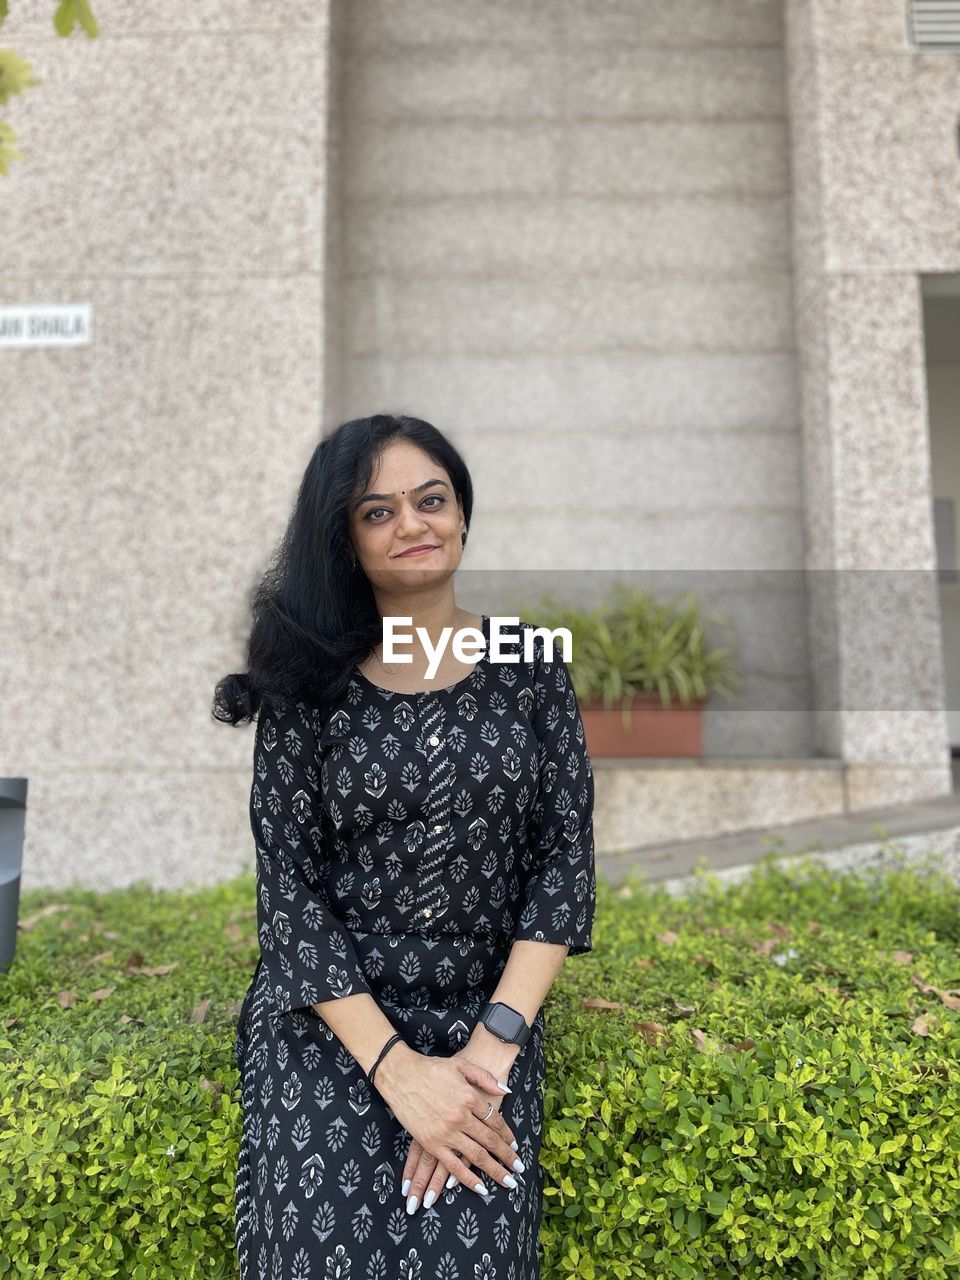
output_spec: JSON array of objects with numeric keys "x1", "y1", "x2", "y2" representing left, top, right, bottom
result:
[
  {"x1": 58, "y1": 989, "x2": 76, "y2": 1007},
  {"x1": 581, "y1": 997, "x2": 622, "y2": 1011},
  {"x1": 690, "y1": 1027, "x2": 719, "y2": 1052},
  {"x1": 191, "y1": 998, "x2": 211, "y2": 1023},
  {"x1": 636, "y1": 1020, "x2": 669, "y2": 1046},
  {"x1": 912, "y1": 973, "x2": 960, "y2": 1011},
  {"x1": 19, "y1": 903, "x2": 71, "y2": 931},
  {"x1": 727, "y1": 1036, "x2": 756, "y2": 1053}
]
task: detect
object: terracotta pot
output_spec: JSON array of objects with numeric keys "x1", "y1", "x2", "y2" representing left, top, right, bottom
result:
[{"x1": 579, "y1": 692, "x2": 708, "y2": 758}]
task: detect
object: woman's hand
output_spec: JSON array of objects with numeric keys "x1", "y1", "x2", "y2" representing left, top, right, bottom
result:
[
  {"x1": 398, "y1": 1045, "x2": 522, "y2": 1214},
  {"x1": 374, "y1": 1044, "x2": 521, "y2": 1214}
]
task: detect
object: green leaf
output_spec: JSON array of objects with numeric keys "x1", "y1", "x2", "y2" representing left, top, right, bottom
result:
[
  {"x1": 54, "y1": 0, "x2": 99, "y2": 38},
  {"x1": 0, "y1": 49, "x2": 40, "y2": 105},
  {"x1": 54, "y1": 0, "x2": 78, "y2": 36},
  {"x1": 0, "y1": 119, "x2": 21, "y2": 173},
  {"x1": 76, "y1": 0, "x2": 100, "y2": 37}
]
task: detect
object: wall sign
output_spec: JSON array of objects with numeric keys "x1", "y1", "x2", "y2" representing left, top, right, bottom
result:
[{"x1": 0, "y1": 304, "x2": 92, "y2": 348}]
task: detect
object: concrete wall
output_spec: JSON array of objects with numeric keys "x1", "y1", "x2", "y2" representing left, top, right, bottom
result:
[
  {"x1": 0, "y1": 2, "x2": 333, "y2": 889},
  {"x1": 332, "y1": 0, "x2": 813, "y2": 759},
  {"x1": 7, "y1": 0, "x2": 955, "y2": 889},
  {"x1": 785, "y1": 0, "x2": 958, "y2": 808}
]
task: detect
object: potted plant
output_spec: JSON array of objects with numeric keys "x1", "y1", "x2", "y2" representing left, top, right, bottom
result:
[{"x1": 517, "y1": 585, "x2": 740, "y2": 758}]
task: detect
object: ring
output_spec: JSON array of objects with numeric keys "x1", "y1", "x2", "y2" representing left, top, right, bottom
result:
[{"x1": 484, "y1": 1102, "x2": 494, "y2": 1120}]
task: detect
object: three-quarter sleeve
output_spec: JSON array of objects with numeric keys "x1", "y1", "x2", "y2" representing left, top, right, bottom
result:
[
  {"x1": 516, "y1": 633, "x2": 597, "y2": 955},
  {"x1": 251, "y1": 694, "x2": 374, "y2": 1014}
]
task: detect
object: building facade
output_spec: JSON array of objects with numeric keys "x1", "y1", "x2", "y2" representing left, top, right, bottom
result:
[{"x1": 2, "y1": 1, "x2": 959, "y2": 889}]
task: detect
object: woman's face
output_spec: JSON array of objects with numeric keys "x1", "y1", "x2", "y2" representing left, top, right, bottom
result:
[{"x1": 348, "y1": 439, "x2": 466, "y2": 587}]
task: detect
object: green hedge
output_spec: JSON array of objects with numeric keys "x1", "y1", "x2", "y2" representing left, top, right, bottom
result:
[{"x1": 2, "y1": 846, "x2": 959, "y2": 1278}]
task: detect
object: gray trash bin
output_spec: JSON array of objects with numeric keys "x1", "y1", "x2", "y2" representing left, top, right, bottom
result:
[{"x1": 0, "y1": 778, "x2": 27, "y2": 974}]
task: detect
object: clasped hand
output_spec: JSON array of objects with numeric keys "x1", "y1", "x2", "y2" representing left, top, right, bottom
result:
[{"x1": 383, "y1": 1045, "x2": 523, "y2": 1214}]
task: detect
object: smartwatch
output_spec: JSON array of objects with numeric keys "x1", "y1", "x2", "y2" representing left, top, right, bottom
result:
[{"x1": 479, "y1": 1001, "x2": 531, "y2": 1048}]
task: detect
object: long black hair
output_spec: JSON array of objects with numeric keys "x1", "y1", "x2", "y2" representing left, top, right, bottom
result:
[{"x1": 212, "y1": 413, "x2": 475, "y2": 726}]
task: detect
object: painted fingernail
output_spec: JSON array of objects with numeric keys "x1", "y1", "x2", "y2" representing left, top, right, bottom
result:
[
  {"x1": 513, "y1": 1157, "x2": 525, "y2": 1172},
  {"x1": 504, "y1": 1174, "x2": 518, "y2": 1189},
  {"x1": 423, "y1": 1189, "x2": 435, "y2": 1208},
  {"x1": 496, "y1": 1080, "x2": 511, "y2": 1093},
  {"x1": 445, "y1": 1173, "x2": 457, "y2": 1189},
  {"x1": 406, "y1": 1195, "x2": 419, "y2": 1215},
  {"x1": 510, "y1": 1140, "x2": 518, "y2": 1151},
  {"x1": 401, "y1": 1178, "x2": 411, "y2": 1197},
  {"x1": 473, "y1": 1181, "x2": 488, "y2": 1195}
]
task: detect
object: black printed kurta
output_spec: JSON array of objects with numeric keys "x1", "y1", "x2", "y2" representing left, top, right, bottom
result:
[{"x1": 233, "y1": 616, "x2": 596, "y2": 1280}]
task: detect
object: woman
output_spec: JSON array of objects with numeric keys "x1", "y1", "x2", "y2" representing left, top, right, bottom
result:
[{"x1": 214, "y1": 413, "x2": 596, "y2": 1279}]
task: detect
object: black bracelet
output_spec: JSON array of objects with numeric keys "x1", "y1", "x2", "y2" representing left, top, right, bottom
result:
[{"x1": 367, "y1": 1031, "x2": 404, "y2": 1090}]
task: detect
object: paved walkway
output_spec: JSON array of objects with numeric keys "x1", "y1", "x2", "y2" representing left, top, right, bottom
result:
[{"x1": 599, "y1": 769, "x2": 960, "y2": 894}]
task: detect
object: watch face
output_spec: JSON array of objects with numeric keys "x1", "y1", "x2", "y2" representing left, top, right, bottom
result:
[
  {"x1": 501, "y1": 1007, "x2": 524, "y2": 1038},
  {"x1": 488, "y1": 1003, "x2": 524, "y2": 1041}
]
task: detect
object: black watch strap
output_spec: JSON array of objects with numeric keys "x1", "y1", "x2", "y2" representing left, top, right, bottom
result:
[{"x1": 480, "y1": 1001, "x2": 531, "y2": 1048}]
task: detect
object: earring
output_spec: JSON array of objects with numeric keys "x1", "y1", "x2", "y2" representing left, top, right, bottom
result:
[
  {"x1": 350, "y1": 552, "x2": 357, "y2": 569},
  {"x1": 460, "y1": 528, "x2": 467, "y2": 547}
]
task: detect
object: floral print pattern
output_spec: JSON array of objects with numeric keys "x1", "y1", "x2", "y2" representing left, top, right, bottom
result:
[{"x1": 234, "y1": 617, "x2": 596, "y2": 1279}]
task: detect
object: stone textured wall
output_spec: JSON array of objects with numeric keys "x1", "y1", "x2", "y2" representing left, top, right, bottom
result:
[
  {"x1": 7, "y1": 1, "x2": 953, "y2": 889},
  {"x1": 785, "y1": 0, "x2": 958, "y2": 807},
  {"x1": 332, "y1": 0, "x2": 811, "y2": 761},
  {"x1": 0, "y1": 2, "x2": 332, "y2": 888}
]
